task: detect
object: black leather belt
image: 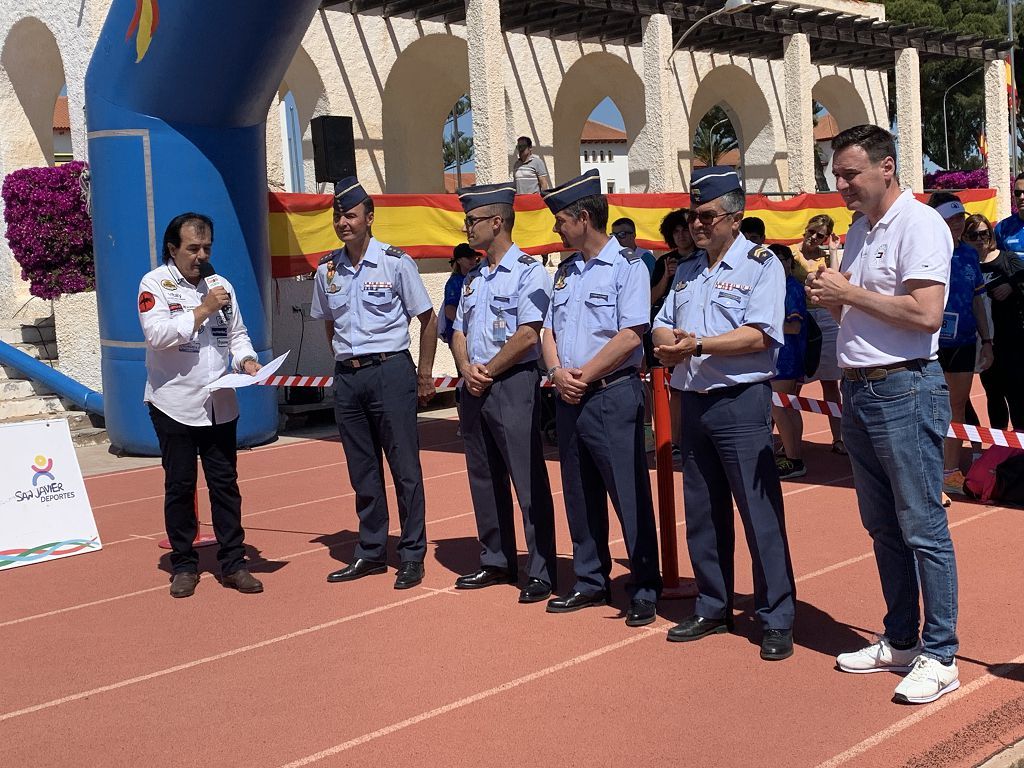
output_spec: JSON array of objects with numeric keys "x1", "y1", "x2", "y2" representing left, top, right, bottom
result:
[
  {"x1": 336, "y1": 351, "x2": 406, "y2": 370},
  {"x1": 586, "y1": 366, "x2": 637, "y2": 392},
  {"x1": 842, "y1": 359, "x2": 923, "y2": 382}
]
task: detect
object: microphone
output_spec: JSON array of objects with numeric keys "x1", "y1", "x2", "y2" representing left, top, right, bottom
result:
[{"x1": 198, "y1": 261, "x2": 231, "y2": 324}]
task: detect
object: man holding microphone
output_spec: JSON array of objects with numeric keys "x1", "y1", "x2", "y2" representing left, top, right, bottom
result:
[{"x1": 138, "y1": 212, "x2": 264, "y2": 599}]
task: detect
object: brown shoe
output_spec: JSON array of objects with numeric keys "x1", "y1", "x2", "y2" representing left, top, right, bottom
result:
[
  {"x1": 170, "y1": 572, "x2": 199, "y2": 598},
  {"x1": 222, "y1": 568, "x2": 263, "y2": 593}
]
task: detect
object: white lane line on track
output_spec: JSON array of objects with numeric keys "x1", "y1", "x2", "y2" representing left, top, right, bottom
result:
[
  {"x1": 812, "y1": 651, "x2": 1024, "y2": 768},
  {"x1": 0, "y1": 588, "x2": 451, "y2": 723},
  {"x1": 273, "y1": 628, "x2": 663, "y2": 768}
]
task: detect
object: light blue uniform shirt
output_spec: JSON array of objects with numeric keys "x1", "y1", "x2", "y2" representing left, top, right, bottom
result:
[
  {"x1": 544, "y1": 237, "x2": 651, "y2": 372},
  {"x1": 454, "y1": 244, "x2": 551, "y2": 365},
  {"x1": 310, "y1": 237, "x2": 433, "y2": 361},
  {"x1": 654, "y1": 235, "x2": 785, "y2": 392}
]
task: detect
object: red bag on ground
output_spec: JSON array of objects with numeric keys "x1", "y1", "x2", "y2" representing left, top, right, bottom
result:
[{"x1": 963, "y1": 446, "x2": 1024, "y2": 503}]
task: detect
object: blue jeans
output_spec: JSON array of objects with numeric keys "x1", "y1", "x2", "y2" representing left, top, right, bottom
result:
[{"x1": 840, "y1": 360, "x2": 958, "y2": 664}]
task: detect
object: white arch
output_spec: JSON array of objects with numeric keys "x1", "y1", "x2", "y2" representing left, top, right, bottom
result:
[
  {"x1": 812, "y1": 74, "x2": 870, "y2": 134},
  {"x1": 267, "y1": 44, "x2": 331, "y2": 192},
  {"x1": 551, "y1": 52, "x2": 644, "y2": 186},
  {"x1": 382, "y1": 34, "x2": 469, "y2": 193},
  {"x1": 688, "y1": 63, "x2": 780, "y2": 193}
]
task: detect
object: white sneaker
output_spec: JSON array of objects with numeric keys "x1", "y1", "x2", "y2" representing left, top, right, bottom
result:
[
  {"x1": 836, "y1": 635, "x2": 921, "y2": 674},
  {"x1": 893, "y1": 655, "x2": 960, "y2": 704}
]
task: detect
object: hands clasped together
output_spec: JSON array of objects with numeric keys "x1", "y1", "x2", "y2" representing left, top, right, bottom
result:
[{"x1": 804, "y1": 264, "x2": 852, "y2": 310}]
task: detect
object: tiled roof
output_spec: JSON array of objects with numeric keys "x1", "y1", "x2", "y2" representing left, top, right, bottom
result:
[
  {"x1": 53, "y1": 96, "x2": 70, "y2": 132},
  {"x1": 813, "y1": 113, "x2": 839, "y2": 141},
  {"x1": 581, "y1": 119, "x2": 627, "y2": 143},
  {"x1": 692, "y1": 148, "x2": 740, "y2": 168},
  {"x1": 443, "y1": 171, "x2": 476, "y2": 193}
]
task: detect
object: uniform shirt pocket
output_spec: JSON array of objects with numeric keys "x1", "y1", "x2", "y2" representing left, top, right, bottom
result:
[
  {"x1": 709, "y1": 290, "x2": 749, "y2": 328},
  {"x1": 361, "y1": 290, "x2": 396, "y2": 314},
  {"x1": 584, "y1": 291, "x2": 617, "y2": 331},
  {"x1": 489, "y1": 294, "x2": 519, "y2": 333}
]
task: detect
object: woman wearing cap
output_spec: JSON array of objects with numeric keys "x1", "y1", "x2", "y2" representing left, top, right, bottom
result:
[
  {"x1": 439, "y1": 243, "x2": 481, "y2": 346},
  {"x1": 794, "y1": 213, "x2": 845, "y2": 455},
  {"x1": 928, "y1": 192, "x2": 993, "y2": 497}
]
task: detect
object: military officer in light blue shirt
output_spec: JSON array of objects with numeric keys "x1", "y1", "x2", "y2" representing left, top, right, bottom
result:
[
  {"x1": 449, "y1": 182, "x2": 558, "y2": 603},
  {"x1": 540, "y1": 169, "x2": 662, "y2": 627},
  {"x1": 310, "y1": 177, "x2": 438, "y2": 591},
  {"x1": 652, "y1": 166, "x2": 796, "y2": 661}
]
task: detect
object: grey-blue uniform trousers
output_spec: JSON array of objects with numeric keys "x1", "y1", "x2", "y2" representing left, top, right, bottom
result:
[
  {"x1": 454, "y1": 246, "x2": 557, "y2": 585},
  {"x1": 654, "y1": 236, "x2": 796, "y2": 629},
  {"x1": 310, "y1": 237, "x2": 434, "y2": 564},
  {"x1": 545, "y1": 239, "x2": 662, "y2": 601}
]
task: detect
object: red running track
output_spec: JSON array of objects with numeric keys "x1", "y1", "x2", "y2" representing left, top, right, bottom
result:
[{"x1": 2, "y1": 386, "x2": 1023, "y2": 768}]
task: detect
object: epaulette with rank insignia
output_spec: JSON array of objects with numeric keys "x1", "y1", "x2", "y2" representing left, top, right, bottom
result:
[
  {"x1": 747, "y1": 244, "x2": 774, "y2": 264},
  {"x1": 385, "y1": 245, "x2": 406, "y2": 259},
  {"x1": 620, "y1": 247, "x2": 641, "y2": 262},
  {"x1": 317, "y1": 251, "x2": 337, "y2": 266},
  {"x1": 518, "y1": 253, "x2": 537, "y2": 265}
]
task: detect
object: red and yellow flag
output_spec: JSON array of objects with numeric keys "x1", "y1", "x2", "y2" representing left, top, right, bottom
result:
[
  {"x1": 978, "y1": 132, "x2": 989, "y2": 161},
  {"x1": 268, "y1": 189, "x2": 1000, "y2": 278}
]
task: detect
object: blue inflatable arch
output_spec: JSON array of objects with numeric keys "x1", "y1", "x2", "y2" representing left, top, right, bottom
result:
[{"x1": 85, "y1": 0, "x2": 322, "y2": 454}]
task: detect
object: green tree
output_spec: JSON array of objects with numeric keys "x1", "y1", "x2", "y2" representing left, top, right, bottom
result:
[
  {"x1": 693, "y1": 105, "x2": 739, "y2": 166},
  {"x1": 442, "y1": 95, "x2": 474, "y2": 171},
  {"x1": 886, "y1": 0, "x2": 1019, "y2": 170}
]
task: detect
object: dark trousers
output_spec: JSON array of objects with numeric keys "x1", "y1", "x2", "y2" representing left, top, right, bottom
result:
[
  {"x1": 148, "y1": 405, "x2": 246, "y2": 575},
  {"x1": 681, "y1": 382, "x2": 796, "y2": 629},
  {"x1": 333, "y1": 352, "x2": 426, "y2": 563},
  {"x1": 555, "y1": 377, "x2": 661, "y2": 602},
  {"x1": 979, "y1": 339, "x2": 1024, "y2": 430},
  {"x1": 460, "y1": 364, "x2": 557, "y2": 586}
]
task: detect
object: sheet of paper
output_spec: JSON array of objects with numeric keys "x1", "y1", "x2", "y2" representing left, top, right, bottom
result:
[{"x1": 207, "y1": 351, "x2": 290, "y2": 390}]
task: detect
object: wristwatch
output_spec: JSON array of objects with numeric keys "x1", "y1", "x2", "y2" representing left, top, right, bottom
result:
[
  {"x1": 693, "y1": 337, "x2": 704, "y2": 357},
  {"x1": 546, "y1": 365, "x2": 561, "y2": 383}
]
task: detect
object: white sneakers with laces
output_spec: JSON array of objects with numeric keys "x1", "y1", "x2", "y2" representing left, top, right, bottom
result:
[
  {"x1": 893, "y1": 655, "x2": 960, "y2": 704},
  {"x1": 837, "y1": 636, "x2": 960, "y2": 704},
  {"x1": 836, "y1": 635, "x2": 921, "y2": 674}
]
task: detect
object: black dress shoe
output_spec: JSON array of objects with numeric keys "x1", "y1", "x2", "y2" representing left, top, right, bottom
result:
[
  {"x1": 760, "y1": 628, "x2": 794, "y2": 661},
  {"x1": 326, "y1": 558, "x2": 387, "y2": 583},
  {"x1": 454, "y1": 567, "x2": 517, "y2": 590},
  {"x1": 666, "y1": 614, "x2": 732, "y2": 642},
  {"x1": 545, "y1": 589, "x2": 609, "y2": 613},
  {"x1": 518, "y1": 578, "x2": 553, "y2": 604},
  {"x1": 394, "y1": 561, "x2": 424, "y2": 590},
  {"x1": 625, "y1": 598, "x2": 657, "y2": 627}
]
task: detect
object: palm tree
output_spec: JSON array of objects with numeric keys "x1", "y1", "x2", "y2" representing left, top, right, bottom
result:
[{"x1": 693, "y1": 106, "x2": 739, "y2": 166}]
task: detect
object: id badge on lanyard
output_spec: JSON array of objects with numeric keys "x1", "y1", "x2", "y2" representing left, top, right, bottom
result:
[{"x1": 492, "y1": 313, "x2": 507, "y2": 345}]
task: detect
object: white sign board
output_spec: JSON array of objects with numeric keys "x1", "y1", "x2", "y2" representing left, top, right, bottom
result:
[{"x1": 0, "y1": 419, "x2": 101, "y2": 571}]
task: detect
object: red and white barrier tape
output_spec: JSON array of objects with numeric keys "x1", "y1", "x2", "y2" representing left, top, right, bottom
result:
[{"x1": 262, "y1": 374, "x2": 1024, "y2": 449}]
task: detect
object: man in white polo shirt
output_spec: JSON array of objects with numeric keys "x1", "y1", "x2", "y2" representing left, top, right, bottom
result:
[{"x1": 806, "y1": 124, "x2": 958, "y2": 705}]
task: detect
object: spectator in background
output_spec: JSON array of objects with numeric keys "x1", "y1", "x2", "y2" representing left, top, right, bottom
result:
[
  {"x1": 740, "y1": 216, "x2": 766, "y2": 245},
  {"x1": 439, "y1": 243, "x2": 482, "y2": 346},
  {"x1": 967, "y1": 212, "x2": 1024, "y2": 430},
  {"x1": 927, "y1": 194, "x2": 992, "y2": 496},
  {"x1": 612, "y1": 217, "x2": 656, "y2": 274},
  {"x1": 794, "y1": 213, "x2": 846, "y2": 455},
  {"x1": 512, "y1": 136, "x2": 551, "y2": 194},
  {"x1": 769, "y1": 244, "x2": 808, "y2": 480},
  {"x1": 994, "y1": 172, "x2": 1024, "y2": 256}
]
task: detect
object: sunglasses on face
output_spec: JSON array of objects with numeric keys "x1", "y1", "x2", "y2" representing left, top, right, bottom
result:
[
  {"x1": 1014, "y1": 189, "x2": 1024, "y2": 197},
  {"x1": 612, "y1": 230, "x2": 635, "y2": 238},
  {"x1": 804, "y1": 230, "x2": 827, "y2": 242},
  {"x1": 964, "y1": 229, "x2": 991, "y2": 241},
  {"x1": 686, "y1": 209, "x2": 734, "y2": 226},
  {"x1": 464, "y1": 214, "x2": 498, "y2": 229}
]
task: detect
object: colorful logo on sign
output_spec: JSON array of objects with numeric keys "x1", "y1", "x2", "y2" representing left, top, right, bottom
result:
[
  {"x1": 126, "y1": 0, "x2": 160, "y2": 63},
  {"x1": 31, "y1": 455, "x2": 55, "y2": 487}
]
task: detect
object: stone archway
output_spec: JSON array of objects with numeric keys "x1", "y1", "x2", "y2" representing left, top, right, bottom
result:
[
  {"x1": 382, "y1": 34, "x2": 469, "y2": 193},
  {"x1": 268, "y1": 45, "x2": 331, "y2": 192},
  {"x1": 551, "y1": 52, "x2": 644, "y2": 187},
  {"x1": 812, "y1": 74, "x2": 870, "y2": 134},
  {"x1": 0, "y1": 16, "x2": 67, "y2": 168},
  {"x1": 688, "y1": 63, "x2": 780, "y2": 193}
]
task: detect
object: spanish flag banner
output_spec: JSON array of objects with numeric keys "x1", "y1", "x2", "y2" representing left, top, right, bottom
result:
[{"x1": 268, "y1": 189, "x2": 999, "y2": 278}]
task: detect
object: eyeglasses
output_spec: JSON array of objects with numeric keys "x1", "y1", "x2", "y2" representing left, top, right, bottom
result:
[
  {"x1": 612, "y1": 230, "x2": 635, "y2": 238},
  {"x1": 685, "y1": 209, "x2": 736, "y2": 226},
  {"x1": 804, "y1": 230, "x2": 828, "y2": 242},
  {"x1": 1014, "y1": 189, "x2": 1024, "y2": 197},
  {"x1": 464, "y1": 214, "x2": 498, "y2": 229},
  {"x1": 964, "y1": 229, "x2": 992, "y2": 241}
]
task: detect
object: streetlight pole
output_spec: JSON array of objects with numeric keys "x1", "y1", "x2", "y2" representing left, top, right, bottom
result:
[
  {"x1": 667, "y1": 0, "x2": 753, "y2": 62},
  {"x1": 942, "y1": 68, "x2": 982, "y2": 170},
  {"x1": 1010, "y1": 0, "x2": 1018, "y2": 177},
  {"x1": 707, "y1": 116, "x2": 730, "y2": 164}
]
